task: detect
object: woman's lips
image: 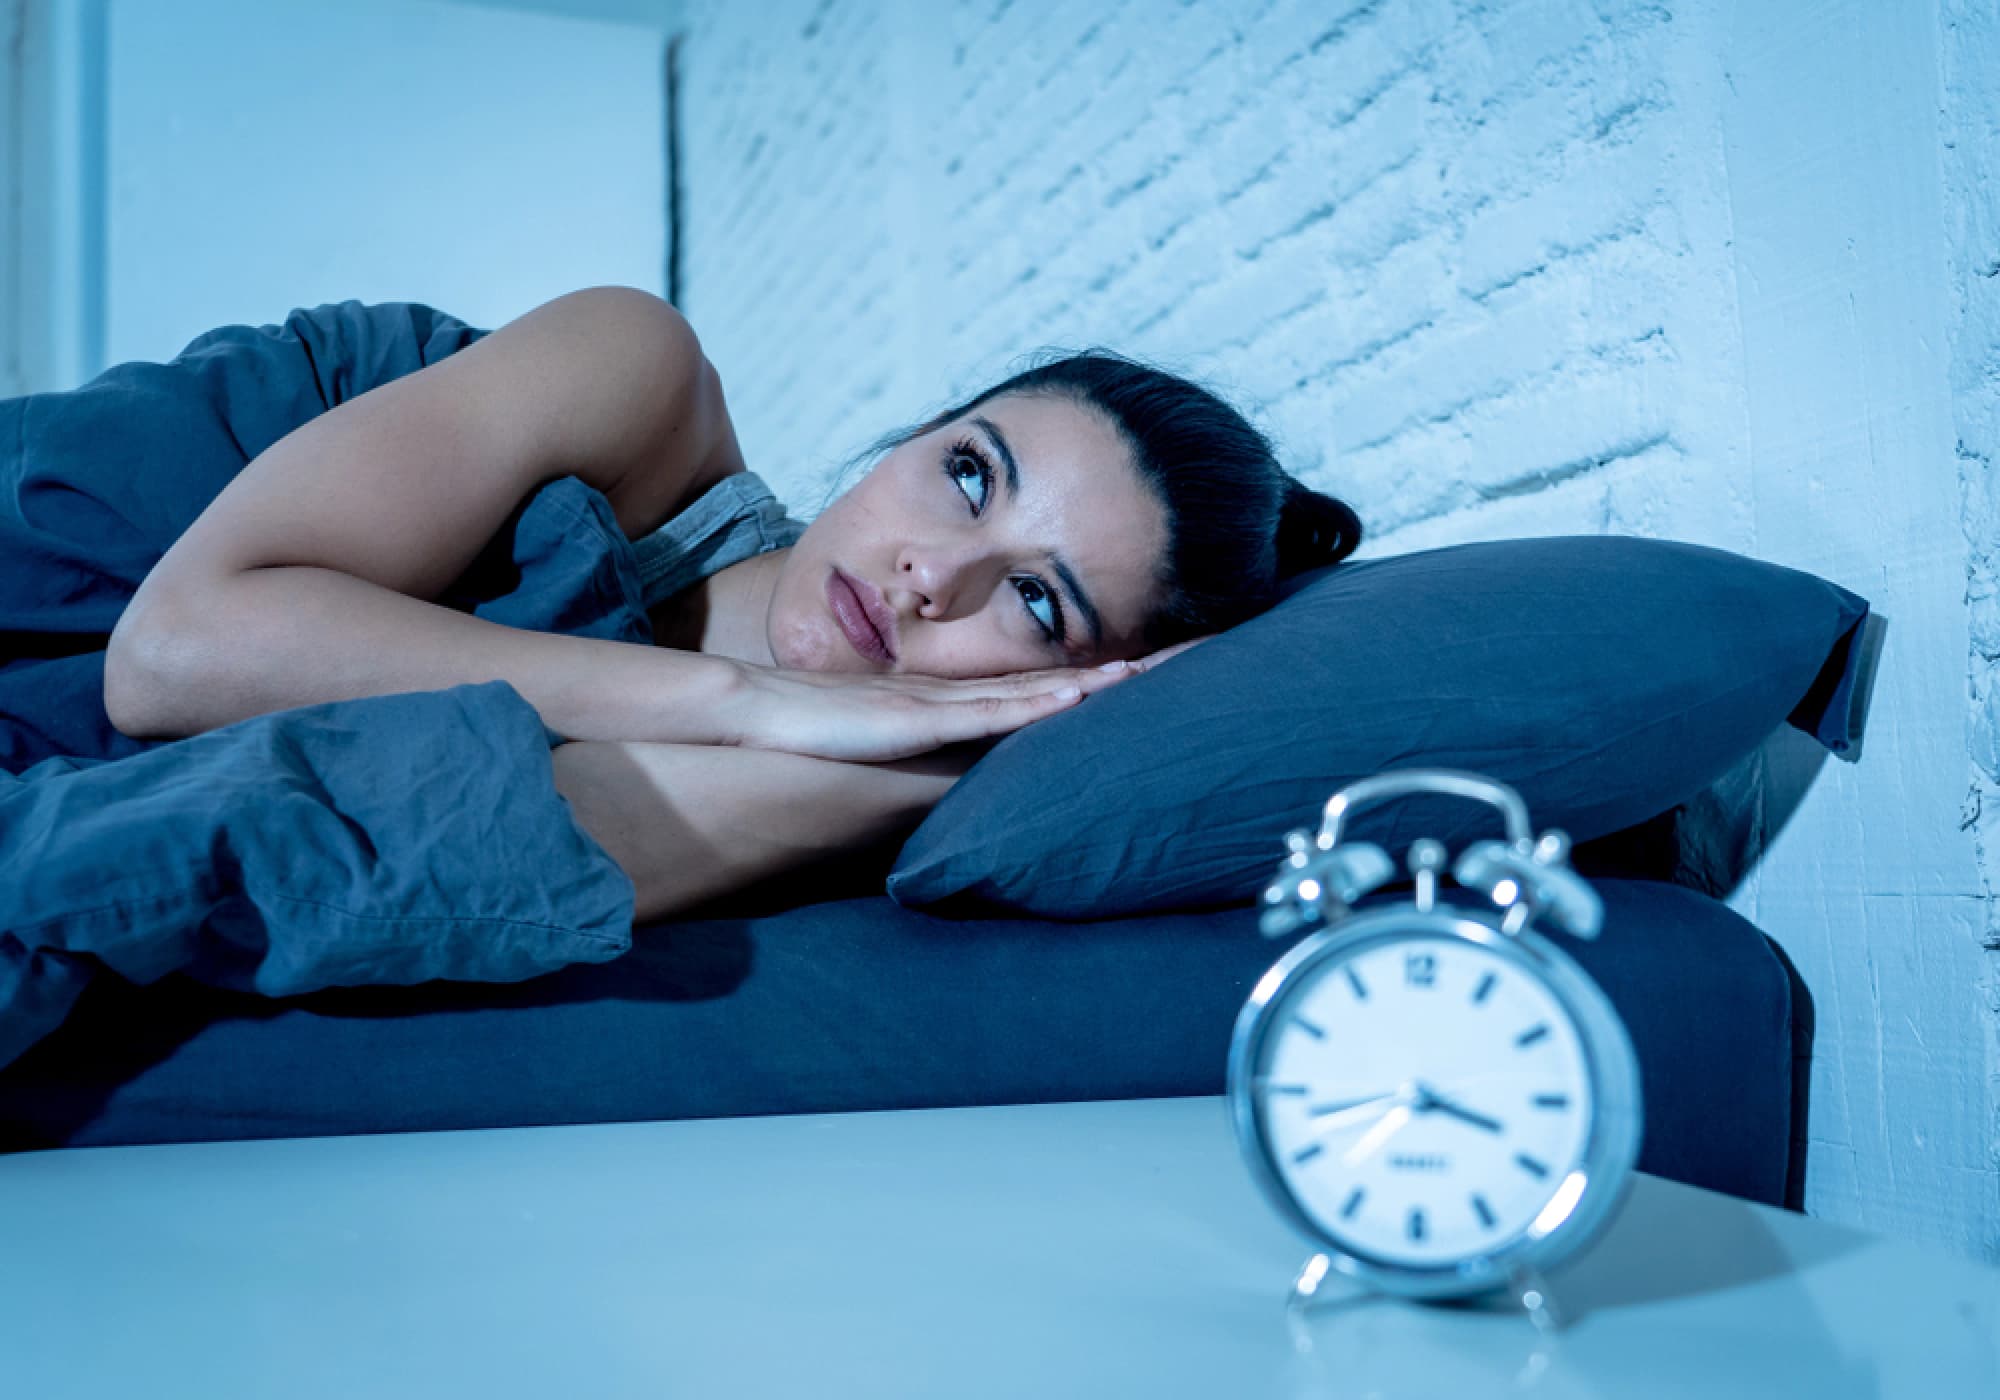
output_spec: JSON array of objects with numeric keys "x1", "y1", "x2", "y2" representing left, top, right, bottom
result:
[{"x1": 828, "y1": 568, "x2": 895, "y2": 664}]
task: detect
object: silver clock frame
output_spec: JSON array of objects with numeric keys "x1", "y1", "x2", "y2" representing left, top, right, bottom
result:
[{"x1": 1224, "y1": 770, "x2": 1644, "y2": 1307}]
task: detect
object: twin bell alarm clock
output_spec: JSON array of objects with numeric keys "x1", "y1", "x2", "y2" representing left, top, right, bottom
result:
[{"x1": 1226, "y1": 769, "x2": 1642, "y2": 1327}]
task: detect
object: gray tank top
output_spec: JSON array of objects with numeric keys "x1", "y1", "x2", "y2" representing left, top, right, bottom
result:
[{"x1": 629, "y1": 470, "x2": 807, "y2": 608}]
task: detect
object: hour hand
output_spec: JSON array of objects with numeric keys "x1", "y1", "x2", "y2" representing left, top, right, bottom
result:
[{"x1": 1416, "y1": 1086, "x2": 1504, "y2": 1135}]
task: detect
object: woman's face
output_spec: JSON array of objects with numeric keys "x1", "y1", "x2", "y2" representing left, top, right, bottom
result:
[{"x1": 766, "y1": 392, "x2": 1171, "y2": 677}]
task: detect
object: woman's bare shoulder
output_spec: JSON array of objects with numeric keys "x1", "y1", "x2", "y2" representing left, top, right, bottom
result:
[{"x1": 551, "y1": 288, "x2": 749, "y2": 541}]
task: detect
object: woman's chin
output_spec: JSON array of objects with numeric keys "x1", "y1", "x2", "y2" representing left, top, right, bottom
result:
[{"x1": 768, "y1": 619, "x2": 853, "y2": 674}]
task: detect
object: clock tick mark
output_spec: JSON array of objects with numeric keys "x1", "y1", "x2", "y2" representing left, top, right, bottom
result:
[
  {"x1": 1472, "y1": 1193, "x2": 1497, "y2": 1228},
  {"x1": 1514, "y1": 1023, "x2": 1551, "y2": 1049},
  {"x1": 1407, "y1": 1207, "x2": 1427, "y2": 1242},
  {"x1": 1340, "y1": 1187, "x2": 1365, "y2": 1220},
  {"x1": 1292, "y1": 1016, "x2": 1325, "y2": 1040},
  {"x1": 1472, "y1": 972, "x2": 1497, "y2": 1004},
  {"x1": 1344, "y1": 965, "x2": 1368, "y2": 1000},
  {"x1": 1515, "y1": 1152, "x2": 1550, "y2": 1180},
  {"x1": 1532, "y1": 1093, "x2": 1569, "y2": 1109},
  {"x1": 1291, "y1": 1142, "x2": 1325, "y2": 1166}
]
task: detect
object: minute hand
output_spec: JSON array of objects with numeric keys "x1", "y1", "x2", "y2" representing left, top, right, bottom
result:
[{"x1": 1304, "y1": 1090, "x2": 1402, "y2": 1128}]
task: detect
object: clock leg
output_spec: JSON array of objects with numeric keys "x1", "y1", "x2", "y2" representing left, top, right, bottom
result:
[
  {"x1": 1507, "y1": 1263, "x2": 1568, "y2": 1335},
  {"x1": 1285, "y1": 1250, "x2": 1334, "y2": 1315},
  {"x1": 1281, "y1": 1253, "x2": 1381, "y2": 1352}
]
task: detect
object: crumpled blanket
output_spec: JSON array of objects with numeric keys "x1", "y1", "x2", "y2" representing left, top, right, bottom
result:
[
  {"x1": 0, "y1": 300, "x2": 661, "y2": 1070},
  {"x1": 0, "y1": 680, "x2": 636, "y2": 1067}
]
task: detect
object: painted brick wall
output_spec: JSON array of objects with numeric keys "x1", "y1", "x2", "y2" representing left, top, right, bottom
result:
[
  {"x1": 1940, "y1": 0, "x2": 2000, "y2": 1254},
  {"x1": 670, "y1": 0, "x2": 1998, "y2": 1262},
  {"x1": 676, "y1": 0, "x2": 1744, "y2": 541}
]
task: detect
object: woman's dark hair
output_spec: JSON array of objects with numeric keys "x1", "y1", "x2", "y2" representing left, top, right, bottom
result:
[{"x1": 834, "y1": 350, "x2": 1364, "y2": 653}]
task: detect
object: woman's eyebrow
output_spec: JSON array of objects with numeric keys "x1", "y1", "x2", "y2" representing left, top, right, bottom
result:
[{"x1": 971, "y1": 414, "x2": 1105, "y2": 652}]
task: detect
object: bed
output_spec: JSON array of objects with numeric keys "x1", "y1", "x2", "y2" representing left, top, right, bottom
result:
[{"x1": 0, "y1": 302, "x2": 1869, "y2": 1209}]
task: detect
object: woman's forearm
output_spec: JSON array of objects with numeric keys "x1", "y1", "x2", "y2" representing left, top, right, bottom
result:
[
  {"x1": 105, "y1": 563, "x2": 742, "y2": 746},
  {"x1": 550, "y1": 738, "x2": 970, "y2": 924}
]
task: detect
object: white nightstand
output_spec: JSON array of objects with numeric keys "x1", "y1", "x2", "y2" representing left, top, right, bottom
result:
[{"x1": 1, "y1": 1096, "x2": 1993, "y2": 1398}]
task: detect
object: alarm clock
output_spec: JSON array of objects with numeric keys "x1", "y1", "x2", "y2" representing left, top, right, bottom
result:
[{"x1": 1226, "y1": 769, "x2": 1642, "y2": 1326}]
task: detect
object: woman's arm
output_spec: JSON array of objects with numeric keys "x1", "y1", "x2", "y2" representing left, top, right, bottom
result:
[
  {"x1": 108, "y1": 572, "x2": 747, "y2": 747},
  {"x1": 550, "y1": 738, "x2": 984, "y2": 923},
  {"x1": 106, "y1": 287, "x2": 745, "y2": 746}
]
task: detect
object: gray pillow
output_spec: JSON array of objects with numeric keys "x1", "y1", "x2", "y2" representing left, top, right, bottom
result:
[{"x1": 886, "y1": 535, "x2": 1871, "y2": 919}]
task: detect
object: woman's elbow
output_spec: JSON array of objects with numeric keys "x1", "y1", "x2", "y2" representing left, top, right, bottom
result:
[{"x1": 103, "y1": 612, "x2": 178, "y2": 739}]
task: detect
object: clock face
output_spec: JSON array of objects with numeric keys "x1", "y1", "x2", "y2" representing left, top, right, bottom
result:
[{"x1": 1251, "y1": 932, "x2": 1595, "y2": 1270}]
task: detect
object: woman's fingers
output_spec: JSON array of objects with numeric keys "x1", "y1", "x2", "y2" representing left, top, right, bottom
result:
[
  {"x1": 930, "y1": 664, "x2": 1137, "y2": 743},
  {"x1": 733, "y1": 653, "x2": 1151, "y2": 763},
  {"x1": 925, "y1": 661, "x2": 1134, "y2": 699},
  {"x1": 1130, "y1": 634, "x2": 1216, "y2": 672}
]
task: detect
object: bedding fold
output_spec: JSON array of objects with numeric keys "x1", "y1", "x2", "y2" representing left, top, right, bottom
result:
[
  {"x1": 0, "y1": 681, "x2": 635, "y2": 1070},
  {"x1": 0, "y1": 300, "x2": 663, "y2": 1069}
]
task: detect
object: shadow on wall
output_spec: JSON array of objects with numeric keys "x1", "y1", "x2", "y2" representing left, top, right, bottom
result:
[
  {"x1": 1660, "y1": 609, "x2": 1887, "y2": 1214},
  {"x1": 1675, "y1": 610, "x2": 1888, "y2": 899}
]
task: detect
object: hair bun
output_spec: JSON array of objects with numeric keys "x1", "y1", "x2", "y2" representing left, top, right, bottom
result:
[{"x1": 1277, "y1": 478, "x2": 1364, "y2": 577}]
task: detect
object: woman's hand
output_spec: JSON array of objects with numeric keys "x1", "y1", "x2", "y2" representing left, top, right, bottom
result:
[{"x1": 724, "y1": 635, "x2": 1215, "y2": 764}]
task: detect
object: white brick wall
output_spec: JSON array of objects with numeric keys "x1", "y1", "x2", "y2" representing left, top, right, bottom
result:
[
  {"x1": 670, "y1": 0, "x2": 1998, "y2": 1263},
  {"x1": 676, "y1": 0, "x2": 1751, "y2": 541},
  {"x1": 1939, "y1": 0, "x2": 2000, "y2": 1256}
]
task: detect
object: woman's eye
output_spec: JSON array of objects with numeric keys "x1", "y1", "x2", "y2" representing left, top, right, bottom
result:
[
  {"x1": 946, "y1": 447, "x2": 989, "y2": 513},
  {"x1": 1016, "y1": 577, "x2": 1061, "y2": 640},
  {"x1": 942, "y1": 439, "x2": 1066, "y2": 647}
]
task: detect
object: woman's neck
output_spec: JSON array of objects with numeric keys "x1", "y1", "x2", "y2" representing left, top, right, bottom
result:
[{"x1": 648, "y1": 549, "x2": 784, "y2": 669}]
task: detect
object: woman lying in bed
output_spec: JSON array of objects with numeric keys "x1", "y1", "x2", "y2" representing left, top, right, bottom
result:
[{"x1": 97, "y1": 286, "x2": 1363, "y2": 924}]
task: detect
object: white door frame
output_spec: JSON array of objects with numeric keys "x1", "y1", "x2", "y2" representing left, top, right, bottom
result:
[
  {"x1": 2, "y1": 0, "x2": 105, "y2": 396},
  {"x1": 1, "y1": 0, "x2": 24, "y2": 397}
]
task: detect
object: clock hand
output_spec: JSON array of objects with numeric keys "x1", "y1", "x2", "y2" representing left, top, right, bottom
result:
[
  {"x1": 1430, "y1": 1097, "x2": 1505, "y2": 1135},
  {"x1": 1304, "y1": 1090, "x2": 1402, "y2": 1120},
  {"x1": 1299, "y1": 1082, "x2": 1424, "y2": 1142},
  {"x1": 1298, "y1": 1096, "x2": 1402, "y2": 1141},
  {"x1": 1413, "y1": 1084, "x2": 1505, "y2": 1135},
  {"x1": 1340, "y1": 1102, "x2": 1414, "y2": 1167}
]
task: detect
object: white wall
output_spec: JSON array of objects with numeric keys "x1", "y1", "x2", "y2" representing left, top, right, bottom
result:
[
  {"x1": 12, "y1": 0, "x2": 669, "y2": 389},
  {"x1": 1939, "y1": 0, "x2": 2000, "y2": 1266},
  {"x1": 668, "y1": 0, "x2": 1999, "y2": 1262},
  {"x1": 1714, "y1": 0, "x2": 1995, "y2": 1264}
]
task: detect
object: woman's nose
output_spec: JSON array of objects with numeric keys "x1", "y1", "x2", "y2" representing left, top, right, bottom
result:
[{"x1": 899, "y1": 548, "x2": 981, "y2": 618}]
